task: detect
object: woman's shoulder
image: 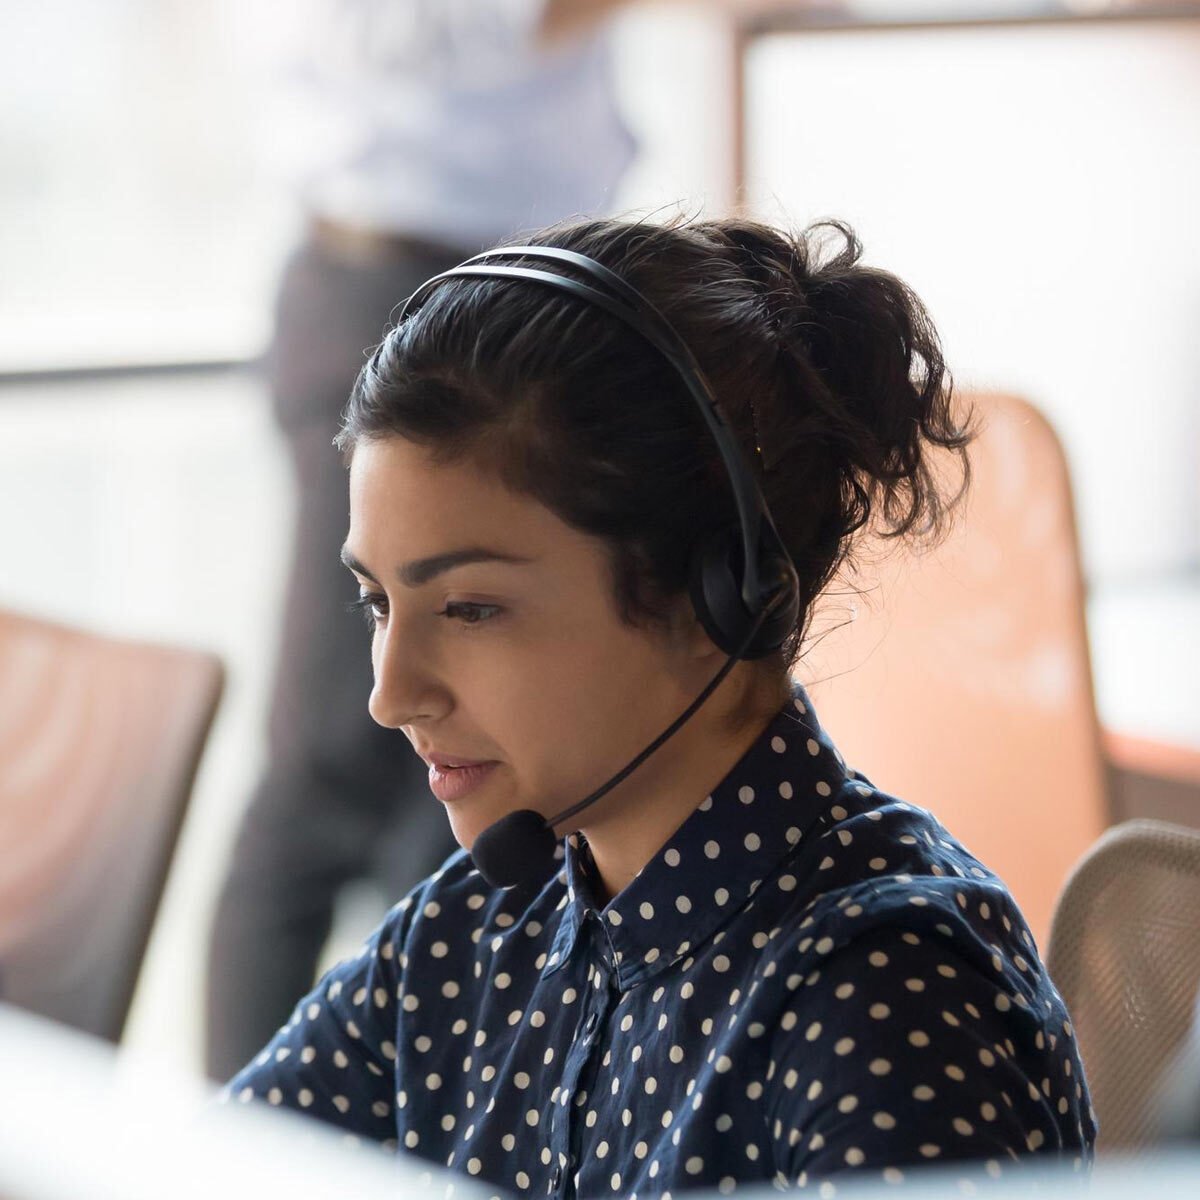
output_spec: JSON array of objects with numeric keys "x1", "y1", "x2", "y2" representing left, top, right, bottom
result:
[
  {"x1": 697, "y1": 762, "x2": 1099, "y2": 1169},
  {"x1": 779, "y1": 772, "x2": 1046, "y2": 993}
]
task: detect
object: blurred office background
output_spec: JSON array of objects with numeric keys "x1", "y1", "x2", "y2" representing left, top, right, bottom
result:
[{"x1": 1, "y1": 0, "x2": 1197, "y2": 1077}]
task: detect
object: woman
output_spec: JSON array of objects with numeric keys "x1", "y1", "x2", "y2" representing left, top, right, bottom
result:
[{"x1": 227, "y1": 216, "x2": 1096, "y2": 1194}]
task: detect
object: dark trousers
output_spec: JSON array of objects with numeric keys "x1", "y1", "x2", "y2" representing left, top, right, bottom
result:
[{"x1": 205, "y1": 236, "x2": 467, "y2": 1082}]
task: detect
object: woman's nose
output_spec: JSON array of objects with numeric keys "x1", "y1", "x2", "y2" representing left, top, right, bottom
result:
[{"x1": 367, "y1": 624, "x2": 447, "y2": 729}]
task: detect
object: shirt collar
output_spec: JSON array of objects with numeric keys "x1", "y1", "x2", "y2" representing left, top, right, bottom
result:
[{"x1": 546, "y1": 682, "x2": 847, "y2": 989}]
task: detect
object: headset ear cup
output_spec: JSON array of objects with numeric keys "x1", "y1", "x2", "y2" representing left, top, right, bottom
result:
[
  {"x1": 688, "y1": 529, "x2": 747, "y2": 657},
  {"x1": 689, "y1": 528, "x2": 799, "y2": 659},
  {"x1": 758, "y1": 560, "x2": 801, "y2": 657}
]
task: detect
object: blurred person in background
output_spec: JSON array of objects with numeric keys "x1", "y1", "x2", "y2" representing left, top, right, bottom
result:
[{"x1": 205, "y1": 0, "x2": 641, "y2": 1082}]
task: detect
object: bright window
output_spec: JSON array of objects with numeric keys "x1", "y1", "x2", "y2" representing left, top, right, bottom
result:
[{"x1": 0, "y1": 0, "x2": 296, "y2": 371}]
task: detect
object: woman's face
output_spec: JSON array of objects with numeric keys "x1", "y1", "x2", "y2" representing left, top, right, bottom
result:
[{"x1": 342, "y1": 435, "x2": 715, "y2": 851}]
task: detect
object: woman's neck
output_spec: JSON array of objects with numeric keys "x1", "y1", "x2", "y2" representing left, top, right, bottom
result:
[{"x1": 578, "y1": 669, "x2": 787, "y2": 903}]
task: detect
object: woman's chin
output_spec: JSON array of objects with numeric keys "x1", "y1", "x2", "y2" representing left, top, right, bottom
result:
[{"x1": 444, "y1": 797, "x2": 516, "y2": 855}]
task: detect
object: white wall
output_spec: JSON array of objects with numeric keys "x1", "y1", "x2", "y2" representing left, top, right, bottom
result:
[
  {"x1": 744, "y1": 18, "x2": 1200, "y2": 583},
  {"x1": 610, "y1": 4, "x2": 735, "y2": 216}
]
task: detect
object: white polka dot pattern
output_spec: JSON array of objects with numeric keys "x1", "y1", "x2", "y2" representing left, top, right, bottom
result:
[{"x1": 223, "y1": 684, "x2": 1095, "y2": 1196}]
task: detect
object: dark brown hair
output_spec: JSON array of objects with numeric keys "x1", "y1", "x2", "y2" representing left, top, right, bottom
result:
[{"x1": 337, "y1": 215, "x2": 973, "y2": 676}]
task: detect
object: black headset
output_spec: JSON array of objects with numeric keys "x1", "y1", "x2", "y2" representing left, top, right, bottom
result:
[{"x1": 392, "y1": 245, "x2": 801, "y2": 888}]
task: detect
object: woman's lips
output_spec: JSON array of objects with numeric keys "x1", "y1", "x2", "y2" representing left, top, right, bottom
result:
[{"x1": 426, "y1": 761, "x2": 498, "y2": 804}]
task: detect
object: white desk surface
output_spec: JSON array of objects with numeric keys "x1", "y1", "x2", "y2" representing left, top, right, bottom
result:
[{"x1": 1088, "y1": 574, "x2": 1200, "y2": 750}]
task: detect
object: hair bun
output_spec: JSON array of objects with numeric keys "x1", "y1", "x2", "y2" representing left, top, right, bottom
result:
[{"x1": 722, "y1": 218, "x2": 972, "y2": 543}]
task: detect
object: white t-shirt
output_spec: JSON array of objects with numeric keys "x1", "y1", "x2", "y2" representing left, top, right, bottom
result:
[{"x1": 272, "y1": 0, "x2": 637, "y2": 248}]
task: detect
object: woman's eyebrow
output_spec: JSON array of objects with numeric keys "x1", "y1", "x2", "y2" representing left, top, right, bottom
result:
[
  {"x1": 339, "y1": 545, "x2": 534, "y2": 588},
  {"x1": 339, "y1": 546, "x2": 379, "y2": 582}
]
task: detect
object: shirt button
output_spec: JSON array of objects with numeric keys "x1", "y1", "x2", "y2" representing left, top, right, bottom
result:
[
  {"x1": 583, "y1": 1012, "x2": 598, "y2": 1035},
  {"x1": 551, "y1": 1165, "x2": 563, "y2": 1189}
]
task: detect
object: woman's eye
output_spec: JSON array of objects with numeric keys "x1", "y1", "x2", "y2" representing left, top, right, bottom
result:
[
  {"x1": 347, "y1": 592, "x2": 388, "y2": 628},
  {"x1": 439, "y1": 602, "x2": 501, "y2": 626}
]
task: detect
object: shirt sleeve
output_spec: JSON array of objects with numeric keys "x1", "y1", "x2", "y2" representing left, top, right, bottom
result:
[
  {"x1": 415, "y1": 0, "x2": 553, "y2": 56},
  {"x1": 316, "y1": 0, "x2": 556, "y2": 85},
  {"x1": 220, "y1": 897, "x2": 414, "y2": 1146},
  {"x1": 763, "y1": 924, "x2": 1090, "y2": 1189}
]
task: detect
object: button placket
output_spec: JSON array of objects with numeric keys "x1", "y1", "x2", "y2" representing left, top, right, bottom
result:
[
  {"x1": 552, "y1": 919, "x2": 617, "y2": 1199},
  {"x1": 550, "y1": 1028, "x2": 587, "y2": 1198}
]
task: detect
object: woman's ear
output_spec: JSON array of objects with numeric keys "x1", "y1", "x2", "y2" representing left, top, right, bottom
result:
[{"x1": 664, "y1": 592, "x2": 724, "y2": 663}]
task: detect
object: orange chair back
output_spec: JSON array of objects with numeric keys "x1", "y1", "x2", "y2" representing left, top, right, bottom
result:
[{"x1": 799, "y1": 393, "x2": 1109, "y2": 947}]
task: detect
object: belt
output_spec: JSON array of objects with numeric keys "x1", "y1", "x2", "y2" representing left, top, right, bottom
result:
[{"x1": 308, "y1": 217, "x2": 467, "y2": 268}]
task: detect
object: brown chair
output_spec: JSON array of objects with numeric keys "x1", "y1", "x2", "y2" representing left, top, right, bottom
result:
[
  {"x1": 1106, "y1": 731, "x2": 1200, "y2": 832},
  {"x1": 1047, "y1": 818, "x2": 1200, "y2": 1152},
  {"x1": 0, "y1": 608, "x2": 223, "y2": 1041},
  {"x1": 797, "y1": 392, "x2": 1110, "y2": 948}
]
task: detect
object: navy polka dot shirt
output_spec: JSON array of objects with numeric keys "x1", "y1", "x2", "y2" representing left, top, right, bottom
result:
[{"x1": 226, "y1": 684, "x2": 1096, "y2": 1196}]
